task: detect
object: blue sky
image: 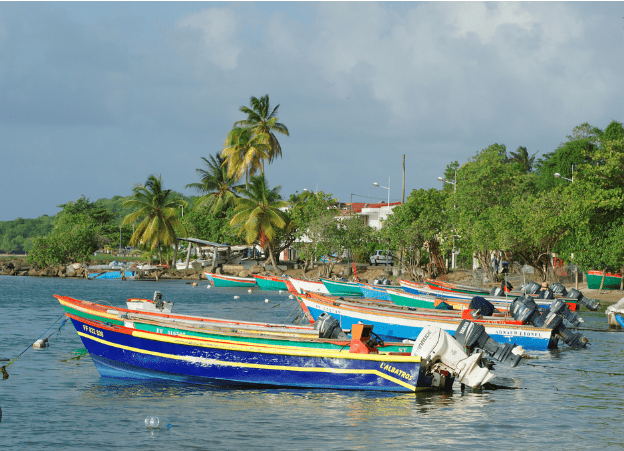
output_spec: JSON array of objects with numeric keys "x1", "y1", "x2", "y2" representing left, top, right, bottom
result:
[{"x1": 1, "y1": 2, "x2": 623, "y2": 221}]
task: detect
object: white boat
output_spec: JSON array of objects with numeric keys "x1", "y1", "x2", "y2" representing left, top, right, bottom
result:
[
  {"x1": 606, "y1": 298, "x2": 624, "y2": 328},
  {"x1": 288, "y1": 277, "x2": 330, "y2": 294}
]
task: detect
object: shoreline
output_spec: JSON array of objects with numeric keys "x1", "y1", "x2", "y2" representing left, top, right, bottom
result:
[{"x1": 1, "y1": 257, "x2": 622, "y2": 307}]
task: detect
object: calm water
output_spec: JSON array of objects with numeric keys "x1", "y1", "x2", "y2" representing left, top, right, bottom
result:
[{"x1": 1, "y1": 275, "x2": 623, "y2": 450}]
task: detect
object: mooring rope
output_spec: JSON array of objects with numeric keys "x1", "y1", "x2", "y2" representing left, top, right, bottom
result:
[
  {"x1": 1, "y1": 313, "x2": 67, "y2": 380},
  {"x1": 524, "y1": 362, "x2": 624, "y2": 377},
  {"x1": 280, "y1": 301, "x2": 302, "y2": 324}
]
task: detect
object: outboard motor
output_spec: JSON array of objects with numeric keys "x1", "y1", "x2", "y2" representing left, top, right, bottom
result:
[
  {"x1": 549, "y1": 283, "x2": 568, "y2": 297},
  {"x1": 412, "y1": 325, "x2": 495, "y2": 389},
  {"x1": 537, "y1": 289, "x2": 555, "y2": 300},
  {"x1": 153, "y1": 291, "x2": 164, "y2": 310},
  {"x1": 490, "y1": 287, "x2": 505, "y2": 297},
  {"x1": 510, "y1": 295, "x2": 542, "y2": 324},
  {"x1": 548, "y1": 298, "x2": 583, "y2": 326},
  {"x1": 534, "y1": 311, "x2": 588, "y2": 348},
  {"x1": 501, "y1": 280, "x2": 513, "y2": 292},
  {"x1": 314, "y1": 313, "x2": 349, "y2": 340},
  {"x1": 567, "y1": 288, "x2": 601, "y2": 311},
  {"x1": 524, "y1": 281, "x2": 542, "y2": 295},
  {"x1": 511, "y1": 296, "x2": 588, "y2": 348},
  {"x1": 469, "y1": 296, "x2": 496, "y2": 317},
  {"x1": 372, "y1": 278, "x2": 381, "y2": 285},
  {"x1": 454, "y1": 320, "x2": 523, "y2": 368}
]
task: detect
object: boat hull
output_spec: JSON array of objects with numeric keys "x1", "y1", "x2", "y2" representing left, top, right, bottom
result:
[
  {"x1": 88, "y1": 270, "x2": 136, "y2": 280},
  {"x1": 357, "y1": 283, "x2": 393, "y2": 301},
  {"x1": 253, "y1": 275, "x2": 289, "y2": 291},
  {"x1": 211, "y1": 274, "x2": 257, "y2": 288},
  {"x1": 288, "y1": 278, "x2": 329, "y2": 294},
  {"x1": 321, "y1": 279, "x2": 363, "y2": 297},
  {"x1": 587, "y1": 271, "x2": 622, "y2": 290},
  {"x1": 66, "y1": 314, "x2": 431, "y2": 392}
]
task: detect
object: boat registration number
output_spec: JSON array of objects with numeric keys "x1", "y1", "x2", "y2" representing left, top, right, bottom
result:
[{"x1": 82, "y1": 325, "x2": 104, "y2": 338}]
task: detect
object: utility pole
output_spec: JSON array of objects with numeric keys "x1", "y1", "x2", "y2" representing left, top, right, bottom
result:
[{"x1": 402, "y1": 154, "x2": 405, "y2": 204}]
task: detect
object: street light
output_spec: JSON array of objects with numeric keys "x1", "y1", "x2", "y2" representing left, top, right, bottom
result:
[
  {"x1": 372, "y1": 177, "x2": 390, "y2": 206},
  {"x1": 554, "y1": 164, "x2": 574, "y2": 183},
  {"x1": 437, "y1": 176, "x2": 456, "y2": 192}
]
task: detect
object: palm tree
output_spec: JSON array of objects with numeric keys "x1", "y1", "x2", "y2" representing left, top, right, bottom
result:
[
  {"x1": 234, "y1": 94, "x2": 289, "y2": 173},
  {"x1": 221, "y1": 127, "x2": 268, "y2": 186},
  {"x1": 508, "y1": 146, "x2": 537, "y2": 173},
  {"x1": 230, "y1": 174, "x2": 288, "y2": 273},
  {"x1": 186, "y1": 153, "x2": 243, "y2": 214},
  {"x1": 122, "y1": 174, "x2": 187, "y2": 264}
]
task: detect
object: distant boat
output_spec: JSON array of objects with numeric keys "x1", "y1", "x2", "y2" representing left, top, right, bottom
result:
[
  {"x1": 286, "y1": 278, "x2": 329, "y2": 295},
  {"x1": 587, "y1": 270, "x2": 622, "y2": 290},
  {"x1": 321, "y1": 278, "x2": 363, "y2": 297},
  {"x1": 211, "y1": 274, "x2": 257, "y2": 288},
  {"x1": 88, "y1": 270, "x2": 135, "y2": 280},
  {"x1": 252, "y1": 274, "x2": 289, "y2": 291}
]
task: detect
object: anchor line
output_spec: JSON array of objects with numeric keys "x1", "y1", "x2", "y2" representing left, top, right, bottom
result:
[
  {"x1": 280, "y1": 300, "x2": 303, "y2": 324},
  {"x1": 1, "y1": 313, "x2": 68, "y2": 380},
  {"x1": 524, "y1": 362, "x2": 624, "y2": 377}
]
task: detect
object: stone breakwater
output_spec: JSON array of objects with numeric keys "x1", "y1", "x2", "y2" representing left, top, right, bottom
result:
[{"x1": 0, "y1": 258, "x2": 205, "y2": 280}]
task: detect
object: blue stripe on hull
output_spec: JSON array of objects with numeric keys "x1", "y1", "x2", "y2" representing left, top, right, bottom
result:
[
  {"x1": 68, "y1": 317, "x2": 427, "y2": 392},
  {"x1": 304, "y1": 305, "x2": 553, "y2": 352}
]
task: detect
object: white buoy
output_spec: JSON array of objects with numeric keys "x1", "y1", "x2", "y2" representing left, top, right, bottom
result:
[
  {"x1": 234, "y1": 296, "x2": 240, "y2": 299},
  {"x1": 207, "y1": 285, "x2": 211, "y2": 289},
  {"x1": 288, "y1": 295, "x2": 294, "y2": 299},
  {"x1": 248, "y1": 289, "x2": 253, "y2": 293},
  {"x1": 279, "y1": 290, "x2": 283, "y2": 294},
  {"x1": 265, "y1": 299, "x2": 270, "y2": 303},
  {"x1": 33, "y1": 339, "x2": 48, "y2": 349}
]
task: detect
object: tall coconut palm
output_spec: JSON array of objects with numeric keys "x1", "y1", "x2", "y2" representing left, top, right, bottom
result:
[
  {"x1": 186, "y1": 153, "x2": 243, "y2": 214},
  {"x1": 509, "y1": 146, "x2": 537, "y2": 173},
  {"x1": 122, "y1": 174, "x2": 187, "y2": 264},
  {"x1": 230, "y1": 174, "x2": 288, "y2": 273},
  {"x1": 234, "y1": 94, "x2": 289, "y2": 173},
  {"x1": 221, "y1": 127, "x2": 268, "y2": 186}
]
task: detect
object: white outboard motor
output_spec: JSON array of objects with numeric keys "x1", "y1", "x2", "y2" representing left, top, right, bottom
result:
[{"x1": 412, "y1": 326, "x2": 495, "y2": 389}]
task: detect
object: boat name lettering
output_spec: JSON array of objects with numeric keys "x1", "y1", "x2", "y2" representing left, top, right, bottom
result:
[
  {"x1": 379, "y1": 363, "x2": 413, "y2": 381},
  {"x1": 82, "y1": 325, "x2": 104, "y2": 338},
  {"x1": 156, "y1": 327, "x2": 183, "y2": 336}
]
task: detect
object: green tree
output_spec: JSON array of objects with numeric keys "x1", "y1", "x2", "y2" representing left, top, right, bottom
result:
[
  {"x1": 508, "y1": 146, "x2": 537, "y2": 173},
  {"x1": 229, "y1": 174, "x2": 288, "y2": 273},
  {"x1": 221, "y1": 127, "x2": 268, "y2": 185},
  {"x1": 233, "y1": 94, "x2": 289, "y2": 173},
  {"x1": 122, "y1": 175, "x2": 188, "y2": 264},
  {"x1": 382, "y1": 188, "x2": 449, "y2": 279},
  {"x1": 186, "y1": 153, "x2": 243, "y2": 214}
]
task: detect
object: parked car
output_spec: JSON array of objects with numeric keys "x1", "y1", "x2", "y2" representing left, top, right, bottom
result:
[{"x1": 369, "y1": 250, "x2": 394, "y2": 266}]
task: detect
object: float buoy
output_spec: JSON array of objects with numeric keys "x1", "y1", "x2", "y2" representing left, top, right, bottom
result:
[{"x1": 234, "y1": 296, "x2": 240, "y2": 299}]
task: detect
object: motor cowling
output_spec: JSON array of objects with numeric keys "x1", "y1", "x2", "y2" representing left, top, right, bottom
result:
[
  {"x1": 549, "y1": 283, "x2": 568, "y2": 297},
  {"x1": 490, "y1": 287, "x2": 505, "y2": 297},
  {"x1": 412, "y1": 326, "x2": 495, "y2": 389},
  {"x1": 453, "y1": 320, "x2": 523, "y2": 368},
  {"x1": 314, "y1": 313, "x2": 349, "y2": 340},
  {"x1": 537, "y1": 289, "x2": 554, "y2": 300},
  {"x1": 510, "y1": 295, "x2": 542, "y2": 324},
  {"x1": 524, "y1": 281, "x2": 542, "y2": 295},
  {"x1": 548, "y1": 298, "x2": 583, "y2": 327},
  {"x1": 469, "y1": 296, "x2": 496, "y2": 317},
  {"x1": 567, "y1": 288, "x2": 601, "y2": 311}
]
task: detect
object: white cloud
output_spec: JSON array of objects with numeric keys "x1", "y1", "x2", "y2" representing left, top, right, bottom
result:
[{"x1": 175, "y1": 7, "x2": 241, "y2": 71}]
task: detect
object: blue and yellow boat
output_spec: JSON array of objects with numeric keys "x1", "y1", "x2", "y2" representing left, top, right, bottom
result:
[{"x1": 56, "y1": 295, "x2": 439, "y2": 392}]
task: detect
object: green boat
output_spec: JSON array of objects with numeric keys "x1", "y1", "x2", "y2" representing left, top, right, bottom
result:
[
  {"x1": 587, "y1": 270, "x2": 623, "y2": 290},
  {"x1": 212, "y1": 274, "x2": 257, "y2": 288},
  {"x1": 386, "y1": 289, "x2": 450, "y2": 309},
  {"x1": 252, "y1": 274, "x2": 289, "y2": 290},
  {"x1": 321, "y1": 278, "x2": 364, "y2": 297}
]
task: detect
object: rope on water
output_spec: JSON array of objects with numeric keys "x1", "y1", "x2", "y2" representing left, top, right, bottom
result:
[
  {"x1": 1, "y1": 313, "x2": 68, "y2": 380},
  {"x1": 280, "y1": 301, "x2": 304, "y2": 324},
  {"x1": 524, "y1": 362, "x2": 624, "y2": 377}
]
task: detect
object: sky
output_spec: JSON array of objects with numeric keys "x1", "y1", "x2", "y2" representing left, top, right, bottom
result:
[{"x1": 1, "y1": 1, "x2": 623, "y2": 221}]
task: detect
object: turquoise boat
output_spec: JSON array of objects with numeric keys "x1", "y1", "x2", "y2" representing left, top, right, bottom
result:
[
  {"x1": 321, "y1": 278, "x2": 363, "y2": 297},
  {"x1": 212, "y1": 274, "x2": 257, "y2": 288},
  {"x1": 252, "y1": 274, "x2": 289, "y2": 290},
  {"x1": 88, "y1": 270, "x2": 135, "y2": 280},
  {"x1": 386, "y1": 289, "x2": 453, "y2": 309}
]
